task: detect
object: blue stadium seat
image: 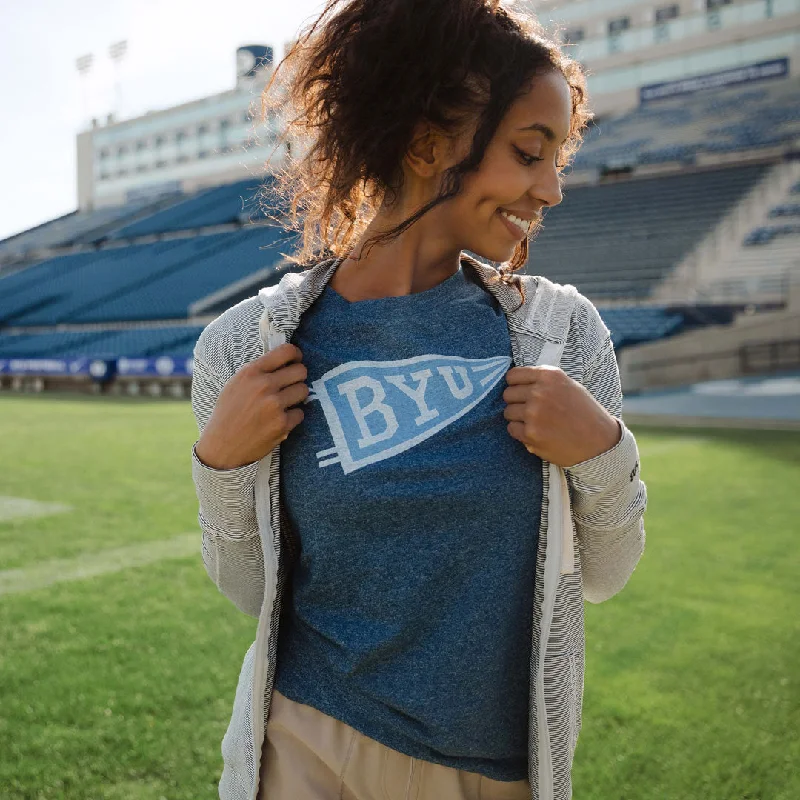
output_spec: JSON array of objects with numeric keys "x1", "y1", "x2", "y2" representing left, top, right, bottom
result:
[
  {"x1": 0, "y1": 195, "x2": 182, "y2": 262},
  {"x1": 523, "y1": 163, "x2": 769, "y2": 298},
  {"x1": 106, "y1": 176, "x2": 283, "y2": 240},
  {"x1": 0, "y1": 226, "x2": 296, "y2": 326},
  {"x1": 0, "y1": 325, "x2": 204, "y2": 359}
]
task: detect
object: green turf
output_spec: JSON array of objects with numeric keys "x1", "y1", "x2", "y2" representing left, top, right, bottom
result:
[{"x1": 0, "y1": 396, "x2": 797, "y2": 799}]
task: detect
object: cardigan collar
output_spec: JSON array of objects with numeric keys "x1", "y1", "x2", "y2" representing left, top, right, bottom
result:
[{"x1": 260, "y1": 252, "x2": 557, "y2": 341}]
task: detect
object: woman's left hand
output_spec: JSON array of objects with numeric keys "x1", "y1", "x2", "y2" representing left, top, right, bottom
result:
[{"x1": 502, "y1": 365, "x2": 622, "y2": 468}]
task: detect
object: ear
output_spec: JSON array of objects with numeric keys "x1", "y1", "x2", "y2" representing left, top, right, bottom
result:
[{"x1": 404, "y1": 119, "x2": 451, "y2": 179}]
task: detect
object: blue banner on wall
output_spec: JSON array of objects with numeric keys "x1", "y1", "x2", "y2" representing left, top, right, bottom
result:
[
  {"x1": 115, "y1": 356, "x2": 194, "y2": 377},
  {"x1": 0, "y1": 358, "x2": 94, "y2": 375},
  {"x1": 0, "y1": 356, "x2": 193, "y2": 379},
  {"x1": 640, "y1": 58, "x2": 789, "y2": 104}
]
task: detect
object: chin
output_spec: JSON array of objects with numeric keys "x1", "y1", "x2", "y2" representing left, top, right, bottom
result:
[{"x1": 464, "y1": 239, "x2": 518, "y2": 265}]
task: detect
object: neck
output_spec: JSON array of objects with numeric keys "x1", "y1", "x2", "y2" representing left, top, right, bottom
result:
[{"x1": 329, "y1": 209, "x2": 463, "y2": 303}]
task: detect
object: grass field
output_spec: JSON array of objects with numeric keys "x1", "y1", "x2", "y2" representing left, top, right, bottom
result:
[{"x1": 0, "y1": 394, "x2": 798, "y2": 800}]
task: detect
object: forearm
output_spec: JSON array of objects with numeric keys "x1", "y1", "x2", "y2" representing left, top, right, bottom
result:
[
  {"x1": 190, "y1": 344, "x2": 269, "y2": 615},
  {"x1": 565, "y1": 420, "x2": 647, "y2": 603},
  {"x1": 565, "y1": 310, "x2": 648, "y2": 603}
]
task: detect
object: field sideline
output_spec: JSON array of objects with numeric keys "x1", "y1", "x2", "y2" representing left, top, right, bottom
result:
[{"x1": 0, "y1": 394, "x2": 797, "y2": 799}]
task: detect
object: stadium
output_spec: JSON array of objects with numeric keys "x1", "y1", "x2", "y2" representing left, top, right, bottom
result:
[{"x1": 1, "y1": 1, "x2": 799, "y2": 798}]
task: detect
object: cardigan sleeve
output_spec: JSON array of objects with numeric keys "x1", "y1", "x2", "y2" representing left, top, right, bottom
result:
[
  {"x1": 190, "y1": 337, "x2": 265, "y2": 619},
  {"x1": 564, "y1": 306, "x2": 648, "y2": 604}
]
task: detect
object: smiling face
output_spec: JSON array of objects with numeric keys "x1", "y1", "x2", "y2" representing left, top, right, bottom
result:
[{"x1": 444, "y1": 69, "x2": 572, "y2": 263}]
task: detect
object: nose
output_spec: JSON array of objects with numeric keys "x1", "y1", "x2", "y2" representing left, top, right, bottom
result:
[
  {"x1": 530, "y1": 162, "x2": 563, "y2": 210},
  {"x1": 542, "y1": 169, "x2": 563, "y2": 209}
]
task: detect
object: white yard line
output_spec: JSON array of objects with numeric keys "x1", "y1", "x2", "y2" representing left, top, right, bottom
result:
[
  {"x1": 0, "y1": 533, "x2": 198, "y2": 597},
  {"x1": 0, "y1": 434, "x2": 705, "y2": 598},
  {"x1": 0, "y1": 495, "x2": 72, "y2": 523}
]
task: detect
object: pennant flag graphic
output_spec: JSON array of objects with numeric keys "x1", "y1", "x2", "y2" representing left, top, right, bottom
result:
[{"x1": 306, "y1": 353, "x2": 511, "y2": 474}]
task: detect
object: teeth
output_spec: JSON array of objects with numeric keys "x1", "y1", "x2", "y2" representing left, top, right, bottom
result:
[{"x1": 499, "y1": 209, "x2": 528, "y2": 234}]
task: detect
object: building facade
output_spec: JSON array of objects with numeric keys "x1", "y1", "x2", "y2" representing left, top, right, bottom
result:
[
  {"x1": 526, "y1": 0, "x2": 800, "y2": 115},
  {"x1": 76, "y1": 44, "x2": 292, "y2": 211}
]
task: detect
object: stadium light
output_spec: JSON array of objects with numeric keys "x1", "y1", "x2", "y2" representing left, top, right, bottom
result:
[
  {"x1": 75, "y1": 54, "x2": 94, "y2": 129},
  {"x1": 76, "y1": 54, "x2": 94, "y2": 73},
  {"x1": 109, "y1": 40, "x2": 128, "y2": 60},
  {"x1": 109, "y1": 40, "x2": 128, "y2": 121}
]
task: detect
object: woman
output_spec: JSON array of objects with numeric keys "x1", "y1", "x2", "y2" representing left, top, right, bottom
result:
[{"x1": 190, "y1": 2, "x2": 647, "y2": 799}]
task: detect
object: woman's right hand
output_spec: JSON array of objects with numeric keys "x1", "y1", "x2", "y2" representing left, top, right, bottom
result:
[{"x1": 194, "y1": 343, "x2": 309, "y2": 470}]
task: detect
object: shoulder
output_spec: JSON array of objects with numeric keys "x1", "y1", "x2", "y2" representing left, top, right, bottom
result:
[
  {"x1": 518, "y1": 274, "x2": 609, "y2": 342},
  {"x1": 569, "y1": 288, "x2": 611, "y2": 351},
  {"x1": 193, "y1": 294, "x2": 265, "y2": 383},
  {"x1": 519, "y1": 273, "x2": 612, "y2": 378}
]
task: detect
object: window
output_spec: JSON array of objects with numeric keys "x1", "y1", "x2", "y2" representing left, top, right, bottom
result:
[
  {"x1": 563, "y1": 27, "x2": 585, "y2": 44},
  {"x1": 608, "y1": 16, "x2": 630, "y2": 35},
  {"x1": 117, "y1": 145, "x2": 128, "y2": 158},
  {"x1": 176, "y1": 131, "x2": 186, "y2": 144},
  {"x1": 706, "y1": 0, "x2": 731, "y2": 8},
  {"x1": 197, "y1": 125, "x2": 208, "y2": 136},
  {"x1": 155, "y1": 159, "x2": 167, "y2": 169},
  {"x1": 706, "y1": 8, "x2": 721, "y2": 27},
  {"x1": 99, "y1": 148, "x2": 110, "y2": 159},
  {"x1": 607, "y1": 15, "x2": 630, "y2": 53},
  {"x1": 219, "y1": 118, "x2": 231, "y2": 149},
  {"x1": 198, "y1": 150, "x2": 209, "y2": 159},
  {"x1": 155, "y1": 135, "x2": 165, "y2": 148},
  {"x1": 655, "y1": 4, "x2": 679, "y2": 22}
]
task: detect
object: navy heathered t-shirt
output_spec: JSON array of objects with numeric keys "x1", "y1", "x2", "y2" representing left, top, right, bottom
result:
[{"x1": 274, "y1": 264, "x2": 543, "y2": 781}]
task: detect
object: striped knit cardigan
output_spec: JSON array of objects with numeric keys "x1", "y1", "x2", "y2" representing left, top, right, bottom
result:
[{"x1": 190, "y1": 253, "x2": 648, "y2": 800}]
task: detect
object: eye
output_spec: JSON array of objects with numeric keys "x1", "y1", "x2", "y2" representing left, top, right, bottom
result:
[{"x1": 514, "y1": 146, "x2": 543, "y2": 166}]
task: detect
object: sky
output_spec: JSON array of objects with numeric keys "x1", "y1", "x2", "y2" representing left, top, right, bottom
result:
[{"x1": 0, "y1": 0, "x2": 329, "y2": 242}]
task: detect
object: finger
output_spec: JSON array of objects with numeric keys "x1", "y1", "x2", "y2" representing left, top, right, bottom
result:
[
  {"x1": 502, "y1": 384, "x2": 531, "y2": 404},
  {"x1": 504, "y1": 366, "x2": 539, "y2": 386},
  {"x1": 284, "y1": 407, "x2": 304, "y2": 432},
  {"x1": 276, "y1": 380, "x2": 309, "y2": 410},
  {"x1": 506, "y1": 420, "x2": 527, "y2": 443},
  {"x1": 270, "y1": 360, "x2": 308, "y2": 391},
  {"x1": 502, "y1": 402, "x2": 528, "y2": 423},
  {"x1": 254, "y1": 343, "x2": 303, "y2": 372}
]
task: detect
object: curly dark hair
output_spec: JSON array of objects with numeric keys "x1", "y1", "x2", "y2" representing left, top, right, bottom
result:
[{"x1": 253, "y1": 0, "x2": 593, "y2": 298}]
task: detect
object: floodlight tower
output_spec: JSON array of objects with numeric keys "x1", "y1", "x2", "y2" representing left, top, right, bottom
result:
[
  {"x1": 109, "y1": 40, "x2": 128, "y2": 119},
  {"x1": 75, "y1": 53, "x2": 94, "y2": 128}
]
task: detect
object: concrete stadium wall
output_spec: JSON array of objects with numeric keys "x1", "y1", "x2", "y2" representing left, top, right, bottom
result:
[{"x1": 619, "y1": 280, "x2": 800, "y2": 391}]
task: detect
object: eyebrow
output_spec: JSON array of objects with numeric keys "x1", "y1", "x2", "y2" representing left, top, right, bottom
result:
[{"x1": 516, "y1": 122, "x2": 568, "y2": 144}]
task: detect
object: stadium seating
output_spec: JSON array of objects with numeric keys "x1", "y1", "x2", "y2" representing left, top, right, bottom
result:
[
  {"x1": 0, "y1": 225, "x2": 295, "y2": 326},
  {"x1": 523, "y1": 162, "x2": 770, "y2": 298},
  {"x1": 597, "y1": 306, "x2": 686, "y2": 348},
  {"x1": 0, "y1": 325, "x2": 203, "y2": 359},
  {"x1": 574, "y1": 77, "x2": 800, "y2": 169},
  {"x1": 0, "y1": 159, "x2": 773, "y2": 359},
  {"x1": 0, "y1": 176, "x2": 287, "y2": 268},
  {"x1": 744, "y1": 222, "x2": 800, "y2": 245},
  {"x1": 107, "y1": 176, "x2": 281, "y2": 240},
  {"x1": 766, "y1": 202, "x2": 800, "y2": 218},
  {"x1": 0, "y1": 303, "x2": 689, "y2": 358},
  {"x1": 2, "y1": 67, "x2": 794, "y2": 371},
  {"x1": 0, "y1": 195, "x2": 181, "y2": 264}
]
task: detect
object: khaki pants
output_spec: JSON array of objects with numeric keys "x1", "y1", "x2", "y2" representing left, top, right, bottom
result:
[{"x1": 257, "y1": 688, "x2": 531, "y2": 800}]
